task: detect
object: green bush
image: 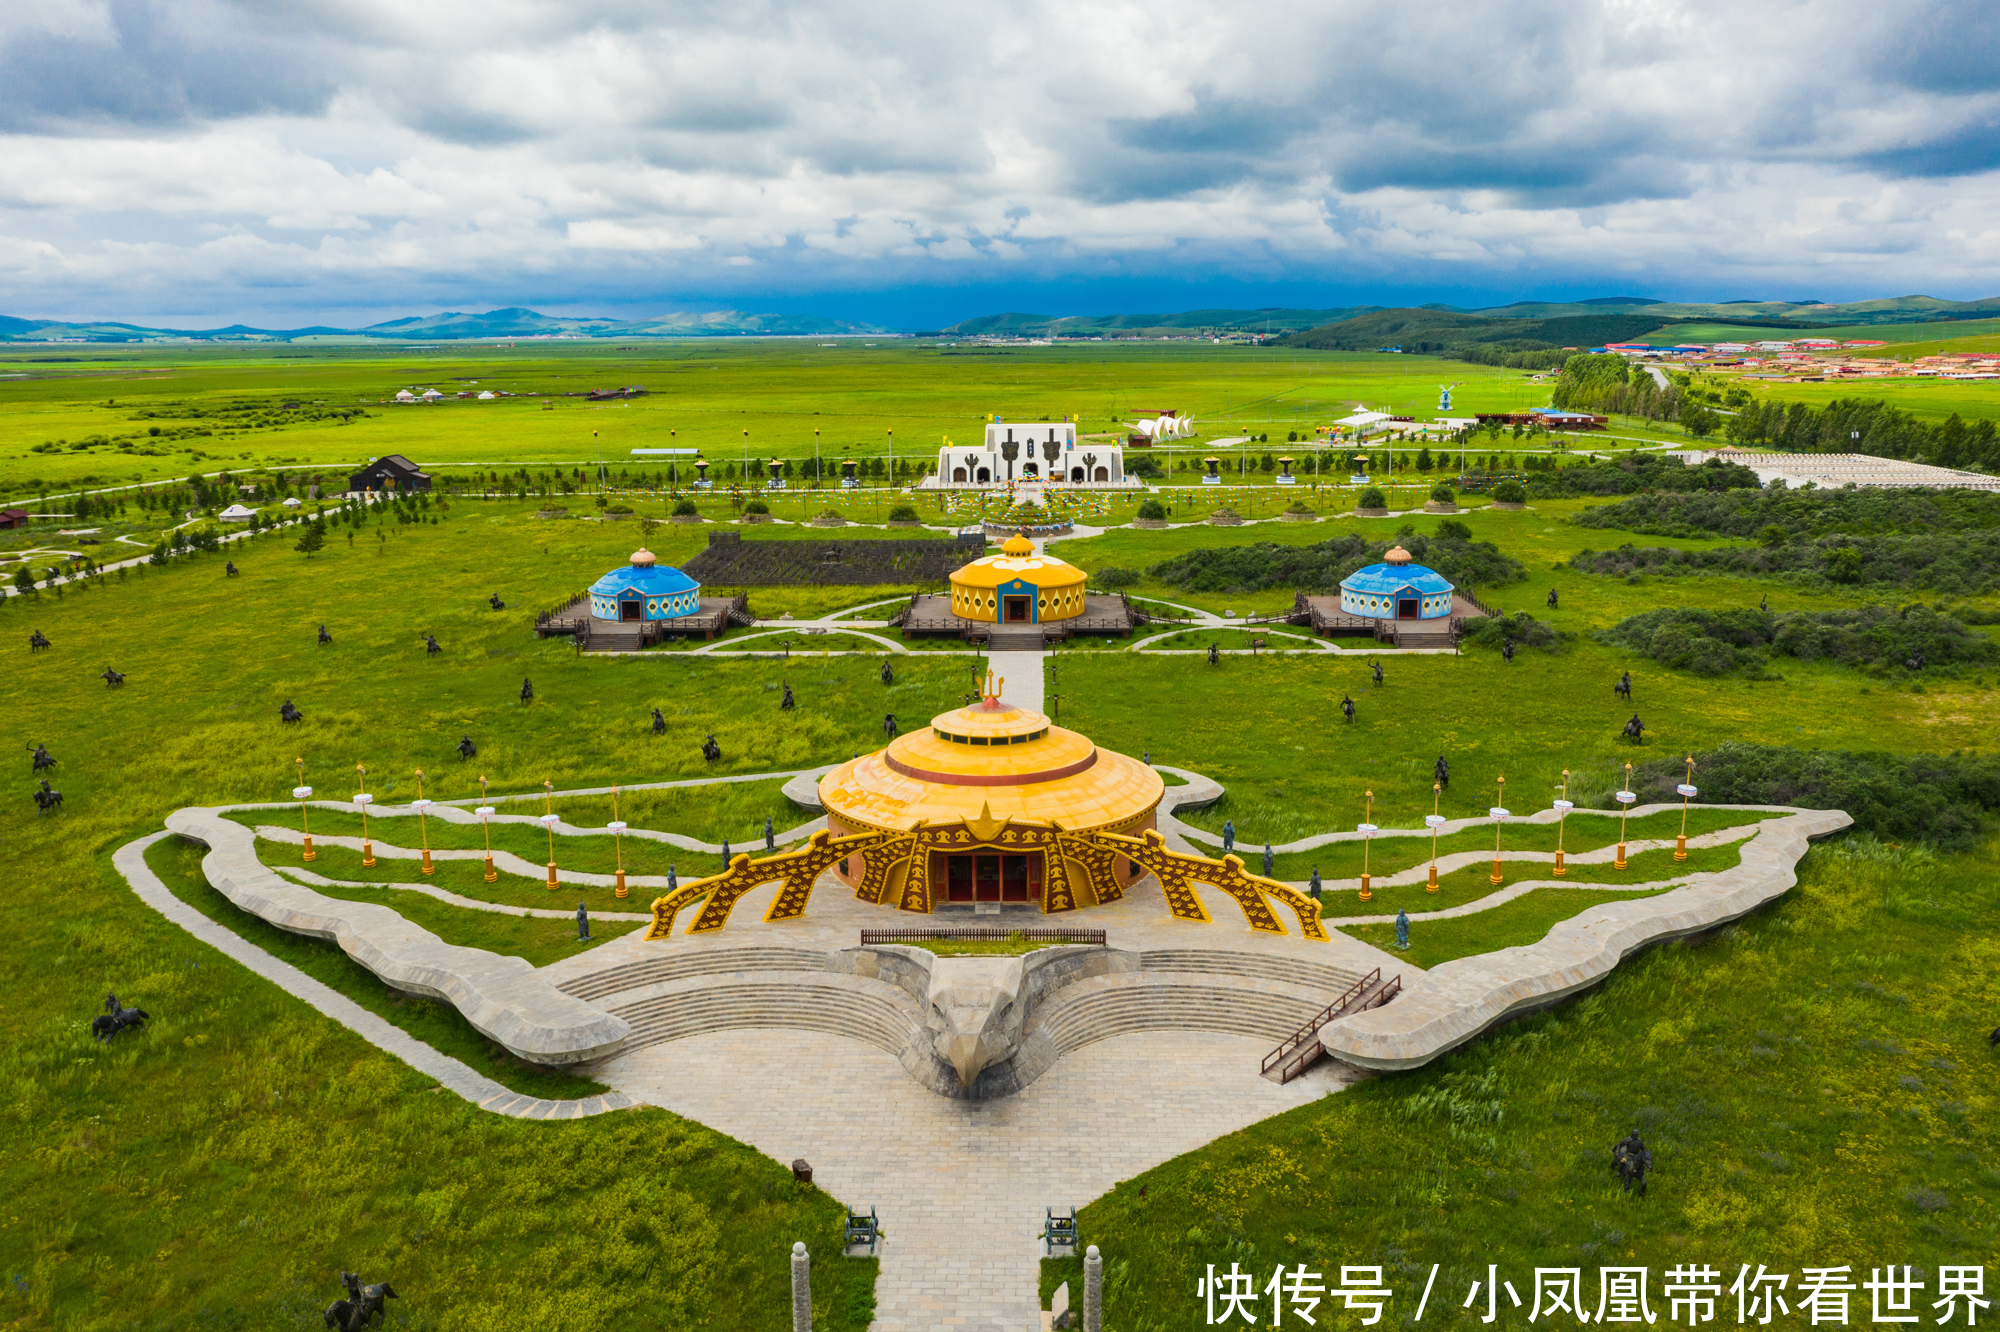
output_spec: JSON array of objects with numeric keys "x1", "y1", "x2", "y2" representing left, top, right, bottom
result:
[
  {"x1": 1492, "y1": 479, "x2": 1526, "y2": 504},
  {"x1": 1633, "y1": 742, "x2": 2000, "y2": 850},
  {"x1": 1358, "y1": 486, "x2": 1386, "y2": 509},
  {"x1": 1136, "y1": 499, "x2": 1167, "y2": 521},
  {"x1": 1434, "y1": 518, "x2": 1472, "y2": 540},
  {"x1": 1148, "y1": 531, "x2": 1523, "y2": 595},
  {"x1": 1097, "y1": 567, "x2": 1141, "y2": 588},
  {"x1": 887, "y1": 503, "x2": 919, "y2": 522},
  {"x1": 743, "y1": 499, "x2": 770, "y2": 515},
  {"x1": 1597, "y1": 604, "x2": 1999, "y2": 676},
  {"x1": 672, "y1": 498, "x2": 700, "y2": 517},
  {"x1": 1576, "y1": 485, "x2": 2000, "y2": 540},
  {"x1": 1458, "y1": 610, "x2": 1569, "y2": 654},
  {"x1": 1429, "y1": 483, "x2": 1455, "y2": 504},
  {"x1": 1527, "y1": 453, "x2": 1761, "y2": 499},
  {"x1": 1570, "y1": 531, "x2": 2000, "y2": 595}
]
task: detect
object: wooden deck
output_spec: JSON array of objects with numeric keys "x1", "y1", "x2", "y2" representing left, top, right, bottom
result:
[
  {"x1": 895, "y1": 592, "x2": 1136, "y2": 644},
  {"x1": 1292, "y1": 591, "x2": 1484, "y2": 648},
  {"x1": 535, "y1": 594, "x2": 754, "y2": 650}
]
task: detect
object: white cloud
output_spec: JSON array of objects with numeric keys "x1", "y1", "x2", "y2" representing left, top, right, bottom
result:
[{"x1": 2, "y1": 0, "x2": 1999, "y2": 320}]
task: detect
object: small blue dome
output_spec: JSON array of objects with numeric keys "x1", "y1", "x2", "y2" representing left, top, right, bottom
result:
[
  {"x1": 589, "y1": 549, "x2": 702, "y2": 622},
  {"x1": 1339, "y1": 547, "x2": 1454, "y2": 622}
]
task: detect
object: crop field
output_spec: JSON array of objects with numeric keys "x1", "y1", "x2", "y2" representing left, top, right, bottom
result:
[{"x1": 7, "y1": 340, "x2": 1999, "y2": 1330}]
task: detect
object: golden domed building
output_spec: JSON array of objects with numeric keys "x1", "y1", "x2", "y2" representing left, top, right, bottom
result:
[
  {"x1": 948, "y1": 535, "x2": 1088, "y2": 626},
  {"x1": 644, "y1": 674, "x2": 1327, "y2": 940},
  {"x1": 819, "y1": 687, "x2": 1163, "y2": 908}
]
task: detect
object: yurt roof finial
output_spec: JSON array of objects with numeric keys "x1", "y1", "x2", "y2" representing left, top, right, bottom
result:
[{"x1": 629, "y1": 547, "x2": 658, "y2": 567}]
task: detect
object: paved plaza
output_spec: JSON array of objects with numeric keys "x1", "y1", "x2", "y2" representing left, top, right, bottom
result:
[{"x1": 602, "y1": 1027, "x2": 1356, "y2": 1332}]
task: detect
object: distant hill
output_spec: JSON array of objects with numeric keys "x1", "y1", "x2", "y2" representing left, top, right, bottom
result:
[
  {"x1": 1279, "y1": 308, "x2": 1683, "y2": 353},
  {"x1": 0, "y1": 306, "x2": 887, "y2": 344},
  {"x1": 942, "y1": 307, "x2": 1375, "y2": 337}
]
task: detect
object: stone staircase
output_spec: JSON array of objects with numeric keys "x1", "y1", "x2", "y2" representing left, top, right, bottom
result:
[
  {"x1": 1027, "y1": 973, "x2": 1325, "y2": 1056},
  {"x1": 1139, "y1": 949, "x2": 1367, "y2": 994},
  {"x1": 555, "y1": 945, "x2": 834, "y2": 1003},
  {"x1": 986, "y1": 625, "x2": 1045, "y2": 652},
  {"x1": 604, "y1": 972, "x2": 925, "y2": 1057}
]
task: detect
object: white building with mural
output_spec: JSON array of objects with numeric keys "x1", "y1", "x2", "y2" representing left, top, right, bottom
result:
[{"x1": 919, "y1": 420, "x2": 1140, "y2": 490}]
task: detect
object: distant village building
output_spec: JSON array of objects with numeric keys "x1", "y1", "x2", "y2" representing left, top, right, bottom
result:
[
  {"x1": 393, "y1": 389, "x2": 417, "y2": 403},
  {"x1": 919, "y1": 419, "x2": 1138, "y2": 489},
  {"x1": 420, "y1": 388, "x2": 444, "y2": 402},
  {"x1": 217, "y1": 503, "x2": 257, "y2": 523},
  {"x1": 0, "y1": 507, "x2": 33, "y2": 529},
  {"x1": 349, "y1": 455, "x2": 432, "y2": 494}
]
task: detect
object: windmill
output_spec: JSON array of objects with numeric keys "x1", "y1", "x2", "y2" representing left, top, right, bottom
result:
[{"x1": 1438, "y1": 383, "x2": 1460, "y2": 413}]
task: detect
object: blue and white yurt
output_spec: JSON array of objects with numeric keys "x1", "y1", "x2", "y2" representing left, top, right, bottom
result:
[
  {"x1": 590, "y1": 548, "x2": 700, "y2": 623},
  {"x1": 1339, "y1": 545, "x2": 1454, "y2": 622}
]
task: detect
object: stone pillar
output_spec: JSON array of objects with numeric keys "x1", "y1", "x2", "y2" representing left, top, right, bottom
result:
[
  {"x1": 791, "y1": 1241, "x2": 811, "y2": 1331},
  {"x1": 1084, "y1": 1245, "x2": 1103, "y2": 1332}
]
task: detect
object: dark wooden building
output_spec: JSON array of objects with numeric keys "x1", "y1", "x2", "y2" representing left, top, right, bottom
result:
[{"x1": 348, "y1": 455, "x2": 432, "y2": 494}]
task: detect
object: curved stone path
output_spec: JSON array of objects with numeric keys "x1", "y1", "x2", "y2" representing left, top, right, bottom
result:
[
  {"x1": 115, "y1": 830, "x2": 635, "y2": 1119},
  {"x1": 274, "y1": 863, "x2": 655, "y2": 921}
]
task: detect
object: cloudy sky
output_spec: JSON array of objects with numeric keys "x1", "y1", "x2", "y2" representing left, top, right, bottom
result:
[{"x1": 3, "y1": 0, "x2": 1998, "y2": 327}]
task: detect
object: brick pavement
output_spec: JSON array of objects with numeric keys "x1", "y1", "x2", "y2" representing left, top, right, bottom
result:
[{"x1": 601, "y1": 1027, "x2": 1356, "y2": 1332}]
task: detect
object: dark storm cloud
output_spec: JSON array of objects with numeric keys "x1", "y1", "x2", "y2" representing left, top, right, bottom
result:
[{"x1": 0, "y1": 0, "x2": 338, "y2": 132}]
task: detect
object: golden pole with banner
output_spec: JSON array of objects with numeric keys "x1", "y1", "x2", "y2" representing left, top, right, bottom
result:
[
  {"x1": 354, "y1": 763, "x2": 375, "y2": 867},
  {"x1": 541, "y1": 778, "x2": 560, "y2": 889},
  {"x1": 412, "y1": 769, "x2": 435, "y2": 876},
  {"x1": 293, "y1": 757, "x2": 316, "y2": 863},
  {"x1": 1357, "y1": 789, "x2": 1377, "y2": 902},
  {"x1": 476, "y1": 775, "x2": 498, "y2": 882},
  {"x1": 1424, "y1": 782, "x2": 1444, "y2": 892},
  {"x1": 1615, "y1": 762, "x2": 1637, "y2": 869},
  {"x1": 1552, "y1": 767, "x2": 1573, "y2": 877},
  {"x1": 1675, "y1": 756, "x2": 1698, "y2": 862},
  {"x1": 609, "y1": 784, "x2": 630, "y2": 899},
  {"x1": 1489, "y1": 775, "x2": 1509, "y2": 886}
]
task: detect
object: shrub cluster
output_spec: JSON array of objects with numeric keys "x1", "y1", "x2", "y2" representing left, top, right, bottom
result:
[
  {"x1": 1569, "y1": 530, "x2": 2000, "y2": 595},
  {"x1": 1599, "y1": 604, "x2": 1998, "y2": 677},
  {"x1": 1576, "y1": 486, "x2": 2000, "y2": 540},
  {"x1": 1632, "y1": 742, "x2": 2000, "y2": 850},
  {"x1": 1458, "y1": 610, "x2": 1570, "y2": 654},
  {"x1": 1095, "y1": 567, "x2": 1141, "y2": 588},
  {"x1": 1146, "y1": 531, "x2": 1524, "y2": 595},
  {"x1": 1525, "y1": 454, "x2": 1762, "y2": 499}
]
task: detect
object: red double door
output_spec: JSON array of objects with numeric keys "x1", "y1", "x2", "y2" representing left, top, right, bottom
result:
[{"x1": 941, "y1": 852, "x2": 1043, "y2": 902}]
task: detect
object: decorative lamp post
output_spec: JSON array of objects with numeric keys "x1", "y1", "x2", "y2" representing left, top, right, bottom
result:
[
  {"x1": 1552, "y1": 767, "x2": 1574, "y2": 877},
  {"x1": 1424, "y1": 782, "x2": 1446, "y2": 893},
  {"x1": 1675, "y1": 755, "x2": 1698, "y2": 862},
  {"x1": 476, "y1": 775, "x2": 498, "y2": 883},
  {"x1": 411, "y1": 768, "x2": 435, "y2": 876},
  {"x1": 609, "y1": 784, "x2": 630, "y2": 899},
  {"x1": 1489, "y1": 775, "x2": 1510, "y2": 886},
  {"x1": 540, "y1": 778, "x2": 561, "y2": 890},
  {"x1": 293, "y1": 756, "x2": 316, "y2": 863},
  {"x1": 353, "y1": 762, "x2": 376, "y2": 867},
  {"x1": 1356, "y1": 789, "x2": 1377, "y2": 902},
  {"x1": 1614, "y1": 762, "x2": 1638, "y2": 869}
]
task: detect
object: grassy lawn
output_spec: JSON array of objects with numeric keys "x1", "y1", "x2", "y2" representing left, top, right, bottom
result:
[
  {"x1": 1044, "y1": 837, "x2": 2000, "y2": 1322},
  {"x1": 148, "y1": 834, "x2": 613, "y2": 1098},
  {"x1": 1345, "y1": 884, "x2": 1678, "y2": 967},
  {"x1": 236, "y1": 806, "x2": 742, "y2": 877}
]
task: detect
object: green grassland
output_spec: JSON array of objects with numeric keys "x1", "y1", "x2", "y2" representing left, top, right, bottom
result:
[
  {"x1": 148, "y1": 835, "x2": 615, "y2": 1100},
  {"x1": 1724, "y1": 372, "x2": 2000, "y2": 424},
  {"x1": 1044, "y1": 839, "x2": 2000, "y2": 1322},
  {"x1": 1635, "y1": 316, "x2": 2000, "y2": 347},
  {"x1": 1345, "y1": 884, "x2": 1677, "y2": 966},
  {"x1": 10, "y1": 340, "x2": 2000, "y2": 1330}
]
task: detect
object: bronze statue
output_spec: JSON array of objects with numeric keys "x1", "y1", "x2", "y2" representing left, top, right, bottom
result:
[
  {"x1": 225, "y1": 561, "x2": 239, "y2": 577},
  {"x1": 280, "y1": 700, "x2": 303, "y2": 724},
  {"x1": 488, "y1": 592, "x2": 506, "y2": 610},
  {"x1": 1611, "y1": 1131, "x2": 1653, "y2": 1196},
  {"x1": 1433, "y1": 753, "x2": 1449, "y2": 789},
  {"x1": 651, "y1": 707, "x2": 666, "y2": 735},
  {"x1": 28, "y1": 630, "x2": 50, "y2": 652},
  {"x1": 880, "y1": 660, "x2": 894, "y2": 685},
  {"x1": 34, "y1": 779, "x2": 63, "y2": 813},
  {"x1": 1546, "y1": 587, "x2": 1558, "y2": 609},
  {"x1": 323, "y1": 1271, "x2": 397, "y2": 1331},
  {"x1": 1614, "y1": 670, "x2": 1632, "y2": 700},
  {"x1": 1341, "y1": 694, "x2": 1356, "y2": 723},
  {"x1": 99, "y1": 666, "x2": 125, "y2": 687},
  {"x1": 92, "y1": 993, "x2": 148, "y2": 1042},
  {"x1": 1623, "y1": 714, "x2": 1645, "y2": 743},
  {"x1": 423, "y1": 633, "x2": 441, "y2": 656},
  {"x1": 701, "y1": 734, "x2": 721, "y2": 762},
  {"x1": 318, "y1": 624, "x2": 333, "y2": 646},
  {"x1": 883, "y1": 712, "x2": 898, "y2": 739},
  {"x1": 1371, "y1": 659, "x2": 1384, "y2": 687},
  {"x1": 780, "y1": 683, "x2": 795, "y2": 711},
  {"x1": 520, "y1": 677, "x2": 534, "y2": 703},
  {"x1": 456, "y1": 736, "x2": 476, "y2": 761},
  {"x1": 30, "y1": 743, "x2": 55, "y2": 773}
]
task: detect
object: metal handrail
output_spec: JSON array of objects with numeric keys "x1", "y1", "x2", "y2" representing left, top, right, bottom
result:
[{"x1": 1262, "y1": 968, "x2": 1377, "y2": 1075}]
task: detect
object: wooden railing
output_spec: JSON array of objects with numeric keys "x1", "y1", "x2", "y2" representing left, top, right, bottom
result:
[
  {"x1": 859, "y1": 927, "x2": 1106, "y2": 946},
  {"x1": 1260, "y1": 968, "x2": 1402, "y2": 1082}
]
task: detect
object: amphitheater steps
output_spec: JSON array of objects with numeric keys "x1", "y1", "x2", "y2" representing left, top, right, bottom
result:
[
  {"x1": 1138, "y1": 948, "x2": 1365, "y2": 995},
  {"x1": 1029, "y1": 974, "x2": 1324, "y2": 1056},
  {"x1": 602, "y1": 973, "x2": 923, "y2": 1057},
  {"x1": 556, "y1": 945, "x2": 834, "y2": 1003}
]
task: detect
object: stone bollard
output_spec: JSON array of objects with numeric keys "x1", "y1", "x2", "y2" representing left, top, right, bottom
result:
[
  {"x1": 792, "y1": 1241, "x2": 811, "y2": 1331},
  {"x1": 1084, "y1": 1245, "x2": 1103, "y2": 1332}
]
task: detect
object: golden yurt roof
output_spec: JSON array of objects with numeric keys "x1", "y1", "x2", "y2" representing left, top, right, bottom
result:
[
  {"x1": 950, "y1": 535, "x2": 1086, "y2": 591},
  {"x1": 820, "y1": 694, "x2": 1163, "y2": 834}
]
